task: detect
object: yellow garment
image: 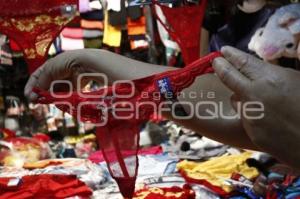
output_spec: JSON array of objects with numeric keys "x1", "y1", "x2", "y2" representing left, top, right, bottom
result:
[
  {"x1": 177, "y1": 152, "x2": 259, "y2": 193},
  {"x1": 103, "y1": 11, "x2": 121, "y2": 47},
  {"x1": 64, "y1": 133, "x2": 96, "y2": 145}
]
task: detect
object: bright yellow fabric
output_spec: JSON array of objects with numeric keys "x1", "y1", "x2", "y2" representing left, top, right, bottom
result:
[
  {"x1": 103, "y1": 11, "x2": 121, "y2": 47},
  {"x1": 177, "y1": 152, "x2": 259, "y2": 192}
]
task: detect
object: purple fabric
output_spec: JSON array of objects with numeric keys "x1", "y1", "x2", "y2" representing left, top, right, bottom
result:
[{"x1": 79, "y1": 0, "x2": 90, "y2": 13}]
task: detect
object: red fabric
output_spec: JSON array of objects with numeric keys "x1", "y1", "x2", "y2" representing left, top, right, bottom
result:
[
  {"x1": 9, "y1": 40, "x2": 22, "y2": 52},
  {"x1": 33, "y1": 133, "x2": 51, "y2": 143},
  {"x1": 89, "y1": 146, "x2": 163, "y2": 163},
  {"x1": 0, "y1": 174, "x2": 92, "y2": 199},
  {"x1": 179, "y1": 169, "x2": 230, "y2": 197},
  {"x1": 0, "y1": 0, "x2": 78, "y2": 73},
  {"x1": 34, "y1": 52, "x2": 221, "y2": 198},
  {"x1": 0, "y1": 128, "x2": 16, "y2": 139},
  {"x1": 154, "y1": 0, "x2": 207, "y2": 65},
  {"x1": 133, "y1": 184, "x2": 195, "y2": 199},
  {"x1": 61, "y1": 27, "x2": 84, "y2": 39}
]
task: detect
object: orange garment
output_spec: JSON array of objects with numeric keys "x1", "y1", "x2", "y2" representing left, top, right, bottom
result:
[
  {"x1": 80, "y1": 19, "x2": 104, "y2": 30},
  {"x1": 127, "y1": 16, "x2": 146, "y2": 36},
  {"x1": 23, "y1": 160, "x2": 62, "y2": 169}
]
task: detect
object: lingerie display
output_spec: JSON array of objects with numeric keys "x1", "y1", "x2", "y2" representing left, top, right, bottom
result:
[
  {"x1": 33, "y1": 51, "x2": 221, "y2": 198},
  {"x1": 0, "y1": 0, "x2": 79, "y2": 73},
  {"x1": 154, "y1": 0, "x2": 208, "y2": 65}
]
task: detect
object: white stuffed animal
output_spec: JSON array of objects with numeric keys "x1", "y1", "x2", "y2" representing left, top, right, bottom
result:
[{"x1": 248, "y1": 3, "x2": 300, "y2": 61}]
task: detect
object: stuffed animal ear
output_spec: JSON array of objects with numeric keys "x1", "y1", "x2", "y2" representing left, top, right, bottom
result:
[
  {"x1": 288, "y1": 19, "x2": 300, "y2": 35},
  {"x1": 248, "y1": 28, "x2": 264, "y2": 52},
  {"x1": 279, "y1": 13, "x2": 300, "y2": 35},
  {"x1": 237, "y1": 0, "x2": 266, "y2": 13}
]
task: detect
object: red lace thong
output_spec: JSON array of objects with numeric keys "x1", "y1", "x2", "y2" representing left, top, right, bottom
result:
[
  {"x1": 33, "y1": 52, "x2": 221, "y2": 198},
  {"x1": 154, "y1": 0, "x2": 208, "y2": 65},
  {"x1": 0, "y1": 0, "x2": 78, "y2": 73}
]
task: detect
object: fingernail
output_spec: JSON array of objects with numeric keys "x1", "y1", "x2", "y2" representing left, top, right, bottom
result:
[
  {"x1": 221, "y1": 46, "x2": 228, "y2": 54},
  {"x1": 212, "y1": 57, "x2": 224, "y2": 68}
]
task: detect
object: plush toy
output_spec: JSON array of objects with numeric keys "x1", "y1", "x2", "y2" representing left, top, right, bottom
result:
[
  {"x1": 249, "y1": 3, "x2": 300, "y2": 61},
  {"x1": 237, "y1": 0, "x2": 267, "y2": 13}
]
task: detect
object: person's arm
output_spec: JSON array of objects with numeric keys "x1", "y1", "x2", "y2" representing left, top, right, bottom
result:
[{"x1": 25, "y1": 49, "x2": 257, "y2": 150}]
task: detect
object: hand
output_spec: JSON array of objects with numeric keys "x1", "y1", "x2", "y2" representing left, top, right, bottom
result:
[
  {"x1": 213, "y1": 46, "x2": 300, "y2": 169},
  {"x1": 24, "y1": 50, "x2": 104, "y2": 102},
  {"x1": 25, "y1": 49, "x2": 173, "y2": 102}
]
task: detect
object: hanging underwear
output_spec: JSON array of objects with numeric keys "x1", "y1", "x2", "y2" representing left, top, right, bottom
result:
[
  {"x1": 0, "y1": 0, "x2": 79, "y2": 73},
  {"x1": 154, "y1": 0, "x2": 208, "y2": 65},
  {"x1": 33, "y1": 51, "x2": 221, "y2": 198}
]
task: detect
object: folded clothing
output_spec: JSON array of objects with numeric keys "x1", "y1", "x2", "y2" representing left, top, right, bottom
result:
[
  {"x1": 1, "y1": 158, "x2": 108, "y2": 190},
  {"x1": 108, "y1": 0, "x2": 127, "y2": 26},
  {"x1": 89, "y1": 0, "x2": 102, "y2": 10},
  {"x1": 177, "y1": 152, "x2": 259, "y2": 195},
  {"x1": 133, "y1": 185, "x2": 195, "y2": 199},
  {"x1": 79, "y1": 0, "x2": 90, "y2": 13},
  {"x1": 128, "y1": 5, "x2": 142, "y2": 20},
  {"x1": 127, "y1": 16, "x2": 146, "y2": 36},
  {"x1": 61, "y1": 27, "x2": 84, "y2": 39},
  {"x1": 128, "y1": 34, "x2": 146, "y2": 41},
  {"x1": 83, "y1": 29, "x2": 103, "y2": 39},
  {"x1": 103, "y1": 10, "x2": 121, "y2": 47},
  {"x1": 24, "y1": 160, "x2": 62, "y2": 169},
  {"x1": 0, "y1": 174, "x2": 92, "y2": 199},
  {"x1": 84, "y1": 38, "x2": 102, "y2": 48},
  {"x1": 61, "y1": 36, "x2": 84, "y2": 51},
  {"x1": 107, "y1": 0, "x2": 120, "y2": 11},
  {"x1": 130, "y1": 39, "x2": 148, "y2": 50},
  {"x1": 80, "y1": 10, "x2": 104, "y2": 21},
  {"x1": 80, "y1": 19, "x2": 104, "y2": 30}
]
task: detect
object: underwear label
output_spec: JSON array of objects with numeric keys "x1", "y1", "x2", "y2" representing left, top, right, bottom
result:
[
  {"x1": 157, "y1": 77, "x2": 173, "y2": 99},
  {"x1": 157, "y1": 77, "x2": 188, "y2": 117}
]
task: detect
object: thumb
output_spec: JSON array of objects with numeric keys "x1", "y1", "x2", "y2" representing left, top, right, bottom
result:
[
  {"x1": 24, "y1": 54, "x2": 74, "y2": 101},
  {"x1": 221, "y1": 46, "x2": 270, "y2": 80}
]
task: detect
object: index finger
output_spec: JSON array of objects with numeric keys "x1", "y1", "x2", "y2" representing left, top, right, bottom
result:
[
  {"x1": 221, "y1": 46, "x2": 268, "y2": 80},
  {"x1": 24, "y1": 65, "x2": 47, "y2": 101},
  {"x1": 213, "y1": 57, "x2": 251, "y2": 94},
  {"x1": 24, "y1": 51, "x2": 79, "y2": 101}
]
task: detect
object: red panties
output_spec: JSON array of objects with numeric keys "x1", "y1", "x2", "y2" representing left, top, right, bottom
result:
[
  {"x1": 133, "y1": 184, "x2": 195, "y2": 199},
  {"x1": 154, "y1": 0, "x2": 208, "y2": 65},
  {"x1": 0, "y1": 0, "x2": 78, "y2": 73},
  {"x1": 34, "y1": 52, "x2": 221, "y2": 198},
  {"x1": 0, "y1": 174, "x2": 92, "y2": 199}
]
